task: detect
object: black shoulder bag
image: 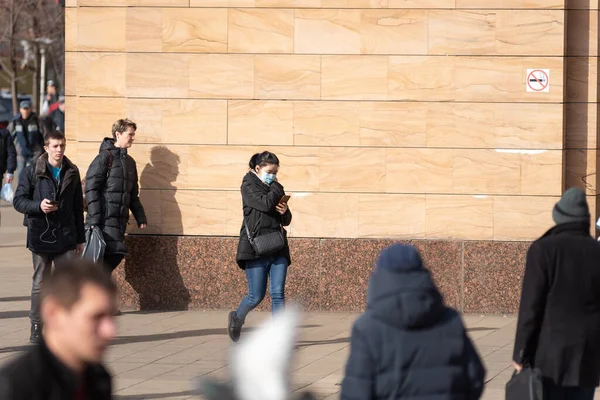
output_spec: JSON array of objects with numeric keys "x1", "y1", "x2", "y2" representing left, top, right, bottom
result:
[{"x1": 243, "y1": 214, "x2": 285, "y2": 257}]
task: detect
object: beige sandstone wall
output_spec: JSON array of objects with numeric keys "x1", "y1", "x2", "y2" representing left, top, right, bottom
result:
[{"x1": 65, "y1": 0, "x2": 589, "y2": 241}]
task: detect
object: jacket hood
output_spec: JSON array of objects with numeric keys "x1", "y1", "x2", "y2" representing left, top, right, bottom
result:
[
  {"x1": 99, "y1": 137, "x2": 128, "y2": 156},
  {"x1": 367, "y1": 245, "x2": 445, "y2": 329},
  {"x1": 99, "y1": 137, "x2": 117, "y2": 152}
]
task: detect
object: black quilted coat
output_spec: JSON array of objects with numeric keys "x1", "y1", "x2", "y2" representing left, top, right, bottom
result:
[
  {"x1": 85, "y1": 138, "x2": 146, "y2": 255},
  {"x1": 235, "y1": 172, "x2": 292, "y2": 269}
]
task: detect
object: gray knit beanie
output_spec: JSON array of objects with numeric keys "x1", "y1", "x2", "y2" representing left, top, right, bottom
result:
[{"x1": 552, "y1": 187, "x2": 590, "y2": 225}]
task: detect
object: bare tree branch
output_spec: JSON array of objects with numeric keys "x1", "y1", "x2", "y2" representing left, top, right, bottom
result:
[{"x1": 0, "y1": 58, "x2": 15, "y2": 79}]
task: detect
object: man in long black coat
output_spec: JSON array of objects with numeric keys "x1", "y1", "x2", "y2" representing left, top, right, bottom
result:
[{"x1": 513, "y1": 187, "x2": 600, "y2": 400}]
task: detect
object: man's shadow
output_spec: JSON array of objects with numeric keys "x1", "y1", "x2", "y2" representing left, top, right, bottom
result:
[{"x1": 124, "y1": 146, "x2": 190, "y2": 310}]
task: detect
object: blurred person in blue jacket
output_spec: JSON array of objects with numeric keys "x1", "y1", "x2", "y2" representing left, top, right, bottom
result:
[{"x1": 341, "y1": 244, "x2": 485, "y2": 400}]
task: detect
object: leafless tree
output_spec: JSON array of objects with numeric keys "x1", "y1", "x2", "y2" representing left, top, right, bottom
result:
[
  {"x1": 0, "y1": 0, "x2": 64, "y2": 116},
  {"x1": 0, "y1": 0, "x2": 29, "y2": 114}
]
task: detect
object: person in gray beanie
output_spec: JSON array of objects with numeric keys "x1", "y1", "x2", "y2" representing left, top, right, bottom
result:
[{"x1": 513, "y1": 187, "x2": 600, "y2": 400}]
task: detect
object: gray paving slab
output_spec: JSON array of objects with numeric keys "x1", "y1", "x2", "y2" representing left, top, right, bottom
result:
[{"x1": 1, "y1": 205, "x2": 599, "y2": 399}]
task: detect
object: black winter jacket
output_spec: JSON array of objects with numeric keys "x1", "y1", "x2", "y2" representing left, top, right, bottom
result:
[
  {"x1": 0, "y1": 341, "x2": 112, "y2": 400},
  {"x1": 13, "y1": 153, "x2": 85, "y2": 255},
  {"x1": 235, "y1": 172, "x2": 292, "y2": 269},
  {"x1": 0, "y1": 127, "x2": 16, "y2": 175},
  {"x1": 9, "y1": 113, "x2": 43, "y2": 160},
  {"x1": 50, "y1": 109, "x2": 65, "y2": 135},
  {"x1": 85, "y1": 138, "x2": 146, "y2": 255},
  {"x1": 513, "y1": 221, "x2": 600, "y2": 387},
  {"x1": 342, "y1": 257, "x2": 485, "y2": 400}
]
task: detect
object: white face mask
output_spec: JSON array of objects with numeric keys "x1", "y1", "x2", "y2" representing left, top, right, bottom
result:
[
  {"x1": 261, "y1": 172, "x2": 276, "y2": 185},
  {"x1": 255, "y1": 168, "x2": 276, "y2": 185}
]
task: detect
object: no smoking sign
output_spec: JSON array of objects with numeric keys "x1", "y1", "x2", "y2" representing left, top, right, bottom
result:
[{"x1": 526, "y1": 69, "x2": 550, "y2": 93}]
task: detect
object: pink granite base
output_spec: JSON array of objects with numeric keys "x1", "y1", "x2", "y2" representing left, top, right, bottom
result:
[{"x1": 113, "y1": 236, "x2": 530, "y2": 314}]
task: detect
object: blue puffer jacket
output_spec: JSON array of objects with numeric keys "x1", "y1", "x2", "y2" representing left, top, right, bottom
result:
[{"x1": 341, "y1": 244, "x2": 486, "y2": 400}]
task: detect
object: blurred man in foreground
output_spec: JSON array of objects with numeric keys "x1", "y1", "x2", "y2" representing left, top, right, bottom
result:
[{"x1": 0, "y1": 259, "x2": 117, "y2": 399}]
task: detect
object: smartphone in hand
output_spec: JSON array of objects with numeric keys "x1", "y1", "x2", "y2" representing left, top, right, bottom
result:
[{"x1": 279, "y1": 195, "x2": 291, "y2": 204}]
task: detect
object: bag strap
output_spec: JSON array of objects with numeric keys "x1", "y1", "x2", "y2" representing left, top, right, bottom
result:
[{"x1": 242, "y1": 215, "x2": 254, "y2": 243}]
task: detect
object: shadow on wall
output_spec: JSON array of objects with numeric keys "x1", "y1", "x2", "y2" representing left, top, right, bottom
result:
[
  {"x1": 124, "y1": 146, "x2": 191, "y2": 311},
  {"x1": 564, "y1": 0, "x2": 593, "y2": 199}
]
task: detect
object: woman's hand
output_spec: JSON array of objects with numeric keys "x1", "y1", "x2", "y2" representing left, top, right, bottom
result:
[{"x1": 276, "y1": 202, "x2": 288, "y2": 215}]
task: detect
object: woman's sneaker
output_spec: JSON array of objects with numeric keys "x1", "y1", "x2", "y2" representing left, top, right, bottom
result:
[{"x1": 228, "y1": 311, "x2": 243, "y2": 342}]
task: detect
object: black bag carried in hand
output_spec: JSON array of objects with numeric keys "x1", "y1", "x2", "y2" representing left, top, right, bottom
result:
[
  {"x1": 243, "y1": 216, "x2": 285, "y2": 257},
  {"x1": 82, "y1": 226, "x2": 106, "y2": 263},
  {"x1": 505, "y1": 367, "x2": 543, "y2": 400}
]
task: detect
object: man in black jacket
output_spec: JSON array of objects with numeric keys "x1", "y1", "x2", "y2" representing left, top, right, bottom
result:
[
  {"x1": 13, "y1": 130, "x2": 85, "y2": 343},
  {"x1": 0, "y1": 259, "x2": 116, "y2": 399},
  {"x1": 85, "y1": 118, "x2": 147, "y2": 275},
  {"x1": 513, "y1": 187, "x2": 600, "y2": 400},
  {"x1": 0, "y1": 121, "x2": 16, "y2": 185},
  {"x1": 9, "y1": 100, "x2": 43, "y2": 179}
]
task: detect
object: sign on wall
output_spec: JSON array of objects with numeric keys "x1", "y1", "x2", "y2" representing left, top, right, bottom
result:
[{"x1": 526, "y1": 69, "x2": 550, "y2": 93}]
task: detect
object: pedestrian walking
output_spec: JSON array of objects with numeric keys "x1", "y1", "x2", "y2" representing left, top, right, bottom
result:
[
  {"x1": 40, "y1": 80, "x2": 59, "y2": 118},
  {"x1": 228, "y1": 151, "x2": 292, "y2": 343},
  {"x1": 12, "y1": 130, "x2": 85, "y2": 343},
  {"x1": 9, "y1": 100, "x2": 44, "y2": 179},
  {"x1": 341, "y1": 244, "x2": 486, "y2": 400},
  {"x1": 0, "y1": 120, "x2": 16, "y2": 226},
  {"x1": 49, "y1": 95, "x2": 65, "y2": 135},
  {"x1": 513, "y1": 187, "x2": 600, "y2": 400},
  {"x1": 84, "y1": 118, "x2": 147, "y2": 276},
  {"x1": 0, "y1": 121, "x2": 16, "y2": 186},
  {"x1": 0, "y1": 259, "x2": 116, "y2": 399}
]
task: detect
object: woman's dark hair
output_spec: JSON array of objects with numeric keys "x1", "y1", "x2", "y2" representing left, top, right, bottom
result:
[{"x1": 249, "y1": 151, "x2": 279, "y2": 170}]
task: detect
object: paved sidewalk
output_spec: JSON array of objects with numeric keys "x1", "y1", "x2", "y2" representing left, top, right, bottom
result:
[{"x1": 0, "y1": 204, "x2": 597, "y2": 399}]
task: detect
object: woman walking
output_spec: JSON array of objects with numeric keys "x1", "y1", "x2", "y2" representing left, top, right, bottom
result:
[{"x1": 228, "y1": 151, "x2": 292, "y2": 342}]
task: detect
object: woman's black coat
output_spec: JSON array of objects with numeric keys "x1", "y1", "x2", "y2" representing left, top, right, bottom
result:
[{"x1": 235, "y1": 172, "x2": 292, "y2": 269}]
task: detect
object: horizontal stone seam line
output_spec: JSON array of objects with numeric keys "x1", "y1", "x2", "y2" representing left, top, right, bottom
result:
[
  {"x1": 75, "y1": 141, "x2": 565, "y2": 151},
  {"x1": 126, "y1": 233, "x2": 534, "y2": 243},
  {"x1": 71, "y1": 95, "x2": 567, "y2": 105},
  {"x1": 113, "y1": 188, "x2": 563, "y2": 197},
  {"x1": 70, "y1": 6, "x2": 576, "y2": 10},
  {"x1": 68, "y1": 50, "x2": 568, "y2": 57}
]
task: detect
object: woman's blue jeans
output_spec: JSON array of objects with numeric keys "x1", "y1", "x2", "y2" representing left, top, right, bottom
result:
[{"x1": 236, "y1": 255, "x2": 288, "y2": 322}]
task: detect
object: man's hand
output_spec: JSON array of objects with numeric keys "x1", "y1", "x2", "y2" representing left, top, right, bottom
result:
[
  {"x1": 276, "y1": 202, "x2": 288, "y2": 215},
  {"x1": 40, "y1": 199, "x2": 58, "y2": 214},
  {"x1": 139, "y1": 223, "x2": 147, "y2": 230},
  {"x1": 76, "y1": 243, "x2": 84, "y2": 254},
  {"x1": 5, "y1": 174, "x2": 13, "y2": 184},
  {"x1": 513, "y1": 362, "x2": 523, "y2": 373}
]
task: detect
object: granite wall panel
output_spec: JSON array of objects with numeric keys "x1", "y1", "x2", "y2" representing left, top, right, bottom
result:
[{"x1": 115, "y1": 236, "x2": 532, "y2": 314}]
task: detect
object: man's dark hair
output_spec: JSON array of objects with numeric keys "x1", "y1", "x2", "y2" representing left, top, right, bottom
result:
[
  {"x1": 44, "y1": 130, "x2": 66, "y2": 146},
  {"x1": 111, "y1": 118, "x2": 137, "y2": 140},
  {"x1": 41, "y1": 259, "x2": 117, "y2": 309}
]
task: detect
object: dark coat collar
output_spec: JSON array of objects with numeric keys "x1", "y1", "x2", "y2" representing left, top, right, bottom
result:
[
  {"x1": 39, "y1": 340, "x2": 81, "y2": 393},
  {"x1": 540, "y1": 221, "x2": 591, "y2": 240},
  {"x1": 245, "y1": 171, "x2": 268, "y2": 190},
  {"x1": 34, "y1": 152, "x2": 76, "y2": 177},
  {"x1": 36, "y1": 340, "x2": 111, "y2": 397},
  {"x1": 34, "y1": 152, "x2": 79, "y2": 196}
]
